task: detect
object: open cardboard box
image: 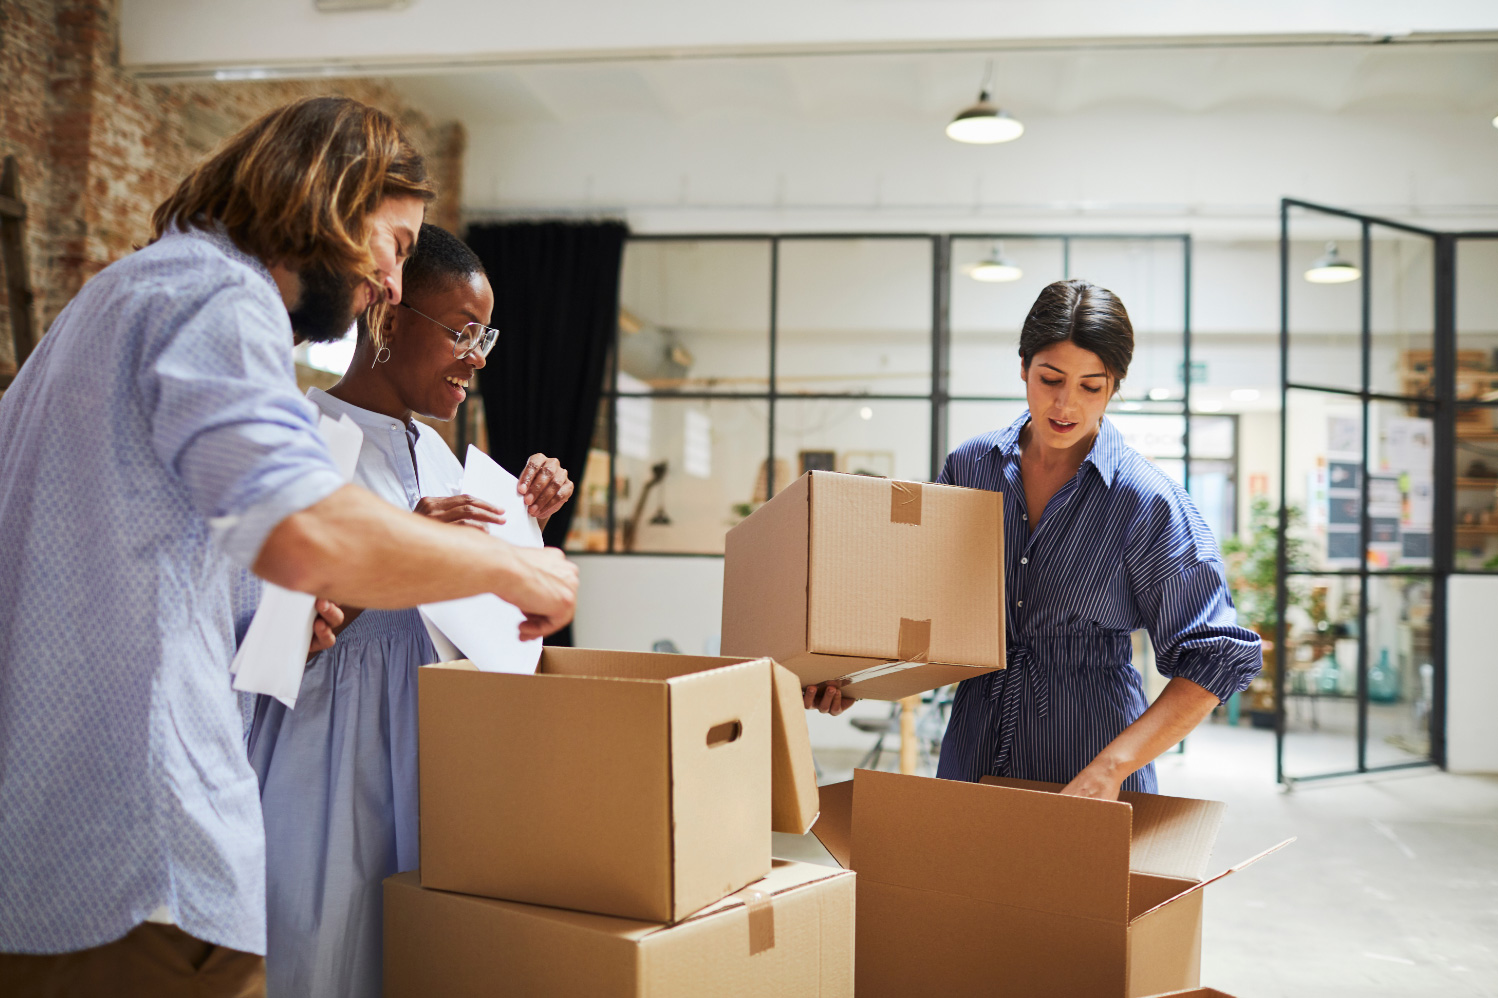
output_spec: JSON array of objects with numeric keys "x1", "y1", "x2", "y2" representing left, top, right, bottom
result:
[
  {"x1": 385, "y1": 860, "x2": 854, "y2": 998},
  {"x1": 722, "y1": 470, "x2": 1005, "y2": 701},
  {"x1": 419, "y1": 649, "x2": 819, "y2": 924},
  {"x1": 811, "y1": 770, "x2": 1292, "y2": 998}
]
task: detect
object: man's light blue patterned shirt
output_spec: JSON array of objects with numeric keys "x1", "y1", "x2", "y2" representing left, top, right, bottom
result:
[{"x1": 0, "y1": 227, "x2": 346, "y2": 955}]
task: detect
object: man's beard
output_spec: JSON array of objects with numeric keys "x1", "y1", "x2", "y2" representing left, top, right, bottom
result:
[{"x1": 288, "y1": 264, "x2": 360, "y2": 344}]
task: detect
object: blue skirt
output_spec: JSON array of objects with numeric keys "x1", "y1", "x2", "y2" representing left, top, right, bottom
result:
[{"x1": 247, "y1": 607, "x2": 435, "y2": 998}]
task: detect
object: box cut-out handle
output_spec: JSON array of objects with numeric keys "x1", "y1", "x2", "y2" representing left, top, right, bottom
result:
[{"x1": 706, "y1": 720, "x2": 743, "y2": 747}]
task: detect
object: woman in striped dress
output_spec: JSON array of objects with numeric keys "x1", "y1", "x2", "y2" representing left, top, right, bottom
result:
[{"x1": 811, "y1": 278, "x2": 1261, "y2": 799}]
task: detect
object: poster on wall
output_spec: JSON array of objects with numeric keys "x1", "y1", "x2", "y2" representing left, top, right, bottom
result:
[
  {"x1": 1382, "y1": 417, "x2": 1434, "y2": 568},
  {"x1": 1366, "y1": 473, "x2": 1404, "y2": 569},
  {"x1": 1324, "y1": 416, "x2": 1362, "y2": 568}
]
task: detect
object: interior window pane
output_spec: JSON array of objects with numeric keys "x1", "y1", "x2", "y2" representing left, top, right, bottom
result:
[
  {"x1": 617, "y1": 239, "x2": 771, "y2": 393},
  {"x1": 1285, "y1": 388, "x2": 1363, "y2": 573},
  {"x1": 944, "y1": 400, "x2": 1029, "y2": 462},
  {"x1": 1368, "y1": 399, "x2": 1434, "y2": 571},
  {"x1": 776, "y1": 238, "x2": 931, "y2": 395},
  {"x1": 1455, "y1": 237, "x2": 1498, "y2": 402},
  {"x1": 1369, "y1": 229, "x2": 1435, "y2": 399},
  {"x1": 607, "y1": 398, "x2": 768, "y2": 555},
  {"x1": 1190, "y1": 414, "x2": 1236, "y2": 460},
  {"x1": 1364, "y1": 575, "x2": 1435, "y2": 768},
  {"x1": 1450, "y1": 236, "x2": 1498, "y2": 365},
  {"x1": 1287, "y1": 208, "x2": 1364, "y2": 394},
  {"x1": 1280, "y1": 574, "x2": 1362, "y2": 779},
  {"x1": 949, "y1": 237, "x2": 1066, "y2": 397},
  {"x1": 773, "y1": 399, "x2": 930, "y2": 493},
  {"x1": 1068, "y1": 239, "x2": 1185, "y2": 407},
  {"x1": 1455, "y1": 403, "x2": 1498, "y2": 571}
]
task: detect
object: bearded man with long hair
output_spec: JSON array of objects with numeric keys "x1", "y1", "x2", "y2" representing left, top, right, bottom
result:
[{"x1": 0, "y1": 97, "x2": 577, "y2": 997}]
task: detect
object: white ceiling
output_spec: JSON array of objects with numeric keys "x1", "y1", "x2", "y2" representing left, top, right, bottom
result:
[
  {"x1": 395, "y1": 42, "x2": 1498, "y2": 125},
  {"x1": 386, "y1": 42, "x2": 1498, "y2": 234}
]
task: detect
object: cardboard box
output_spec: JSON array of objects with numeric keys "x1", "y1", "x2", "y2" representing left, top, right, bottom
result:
[
  {"x1": 811, "y1": 770, "x2": 1292, "y2": 998},
  {"x1": 384, "y1": 861, "x2": 855, "y2": 998},
  {"x1": 419, "y1": 649, "x2": 819, "y2": 924},
  {"x1": 722, "y1": 470, "x2": 1005, "y2": 701}
]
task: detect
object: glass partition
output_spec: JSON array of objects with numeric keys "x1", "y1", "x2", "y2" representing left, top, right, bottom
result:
[{"x1": 1277, "y1": 199, "x2": 1441, "y2": 783}]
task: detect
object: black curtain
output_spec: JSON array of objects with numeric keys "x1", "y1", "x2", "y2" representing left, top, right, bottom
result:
[{"x1": 465, "y1": 219, "x2": 627, "y2": 645}]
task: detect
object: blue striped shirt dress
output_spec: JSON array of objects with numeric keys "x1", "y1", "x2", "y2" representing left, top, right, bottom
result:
[{"x1": 935, "y1": 414, "x2": 1262, "y2": 793}]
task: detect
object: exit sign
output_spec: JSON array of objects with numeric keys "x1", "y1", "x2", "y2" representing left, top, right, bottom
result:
[{"x1": 1177, "y1": 361, "x2": 1207, "y2": 384}]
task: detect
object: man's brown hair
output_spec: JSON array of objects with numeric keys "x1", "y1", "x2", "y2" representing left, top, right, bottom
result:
[{"x1": 151, "y1": 96, "x2": 436, "y2": 290}]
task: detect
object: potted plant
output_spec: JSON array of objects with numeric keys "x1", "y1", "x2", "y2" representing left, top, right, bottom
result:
[{"x1": 1221, "y1": 497, "x2": 1308, "y2": 728}]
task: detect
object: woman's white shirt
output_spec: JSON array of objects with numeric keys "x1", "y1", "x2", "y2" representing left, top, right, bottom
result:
[{"x1": 305, "y1": 387, "x2": 462, "y2": 508}]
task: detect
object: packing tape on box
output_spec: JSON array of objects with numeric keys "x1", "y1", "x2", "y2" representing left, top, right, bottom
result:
[
  {"x1": 736, "y1": 888, "x2": 775, "y2": 955},
  {"x1": 897, "y1": 617, "x2": 931, "y2": 663},
  {"x1": 890, "y1": 480, "x2": 922, "y2": 525},
  {"x1": 830, "y1": 618, "x2": 933, "y2": 686}
]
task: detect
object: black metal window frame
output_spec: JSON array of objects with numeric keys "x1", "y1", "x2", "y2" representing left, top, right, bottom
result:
[
  {"x1": 1274, "y1": 198, "x2": 1498, "y2": 785},
  {"x1": 593, "y1": 230, "x2": 1196, "y2": 555}
]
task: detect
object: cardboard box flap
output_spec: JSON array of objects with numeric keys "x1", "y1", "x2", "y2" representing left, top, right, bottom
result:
[
  {"x1": 1130, "y1": 837, "x2": 1296, "y2": 923},
  {"x1": 810, "y1": 780, "x2": 854, "y2": 869},
  {"x1": 539, "y1": 647, "x2": 762, "y2": 682},
  {"x1": 769, "y1": 664, "x2": 820, "y2": 834},
  {"x1": 1120, "y1": 790, "x2": 1225, "y2": 882},
  {"x1": 979, "y1": 776, "x2": 1227, "y2": 882},
  {"x1": 860, "y1": 770, "x2": 1133, "y2": 922},
  {"x1": 671, "y1": 859, "x2": 852, "y2": 929}
]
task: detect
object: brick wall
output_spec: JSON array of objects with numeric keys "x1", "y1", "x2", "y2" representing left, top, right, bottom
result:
[{"x1": 0, "y1": 0, "x2": 466, "y2": 375}]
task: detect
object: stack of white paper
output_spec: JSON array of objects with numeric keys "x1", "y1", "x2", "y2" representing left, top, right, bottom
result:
[
  {"x1": 419, "y1": 446, "x2": 546, "y2": 674},
  {"x1": 231, "y1": 413, "x2": 363, "y2": 707}
]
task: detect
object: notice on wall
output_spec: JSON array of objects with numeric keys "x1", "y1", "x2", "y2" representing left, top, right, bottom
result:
[
  {"x1": 1385, "y1": 417, "x2": 1434, "y2": 568},
  {"x1": 1324, "y1": 416, "x2": 1361, "y2": 568}
]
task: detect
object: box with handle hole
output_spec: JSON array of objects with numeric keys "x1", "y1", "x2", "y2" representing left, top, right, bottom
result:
[{"x1": 418, "y1": 649, "x2": 820, "y2": 923}]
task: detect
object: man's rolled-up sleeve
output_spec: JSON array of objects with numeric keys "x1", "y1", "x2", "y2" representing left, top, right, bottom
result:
[{"x1": 140, "y1": 279, "x2": 347, "y2": 570}]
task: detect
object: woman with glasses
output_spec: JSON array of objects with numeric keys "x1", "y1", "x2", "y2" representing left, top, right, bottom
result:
[{"x1": 247, "y1": 224, "x2": 574, "y2": 998}]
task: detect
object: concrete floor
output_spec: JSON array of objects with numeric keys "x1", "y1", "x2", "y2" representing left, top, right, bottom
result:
[{"x1": 775, "y1": 716, "x2": 1498, "y2": 997}]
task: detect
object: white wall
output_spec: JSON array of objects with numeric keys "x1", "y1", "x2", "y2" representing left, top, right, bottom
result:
[
  {"x1": 572, "y1": 553, "x2": 725, "y2": 655},
  {"x1": 1447, "y1": 575, "x2": 1498, "y2": 773}
]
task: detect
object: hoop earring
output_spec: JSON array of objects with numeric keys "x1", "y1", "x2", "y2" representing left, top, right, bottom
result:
[{"x1": 372, "y1": 345, "x2": 391, "y2": 368}]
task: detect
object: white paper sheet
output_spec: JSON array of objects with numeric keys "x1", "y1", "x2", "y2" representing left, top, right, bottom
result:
[
  {"x1": 419, "y1": 446, "x2": 546, "y2": 674},
  {"x1": 231, "y1": 413, "x2": 363, "y2": 707}
]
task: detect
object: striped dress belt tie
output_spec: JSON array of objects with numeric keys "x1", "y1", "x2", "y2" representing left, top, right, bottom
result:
[{"x1": 988, "y1": 643, "x2": 1046, "y2": 776}]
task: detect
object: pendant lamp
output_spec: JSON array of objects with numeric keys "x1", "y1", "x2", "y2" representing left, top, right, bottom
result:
[
  {"x1": 947, "y1": 62, "x2": 1024, "y2": 144},
  {"x1": 1304, "y1": 242, "x2": 1361, "y2": 284},
  {"x1": 968, "y1": 242, "x2": 1023, "y2": 282}
]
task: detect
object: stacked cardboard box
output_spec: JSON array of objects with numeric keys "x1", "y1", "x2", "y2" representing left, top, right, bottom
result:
[{"x1": 386, "y1": 647, "x2": 850, "y2": 997}]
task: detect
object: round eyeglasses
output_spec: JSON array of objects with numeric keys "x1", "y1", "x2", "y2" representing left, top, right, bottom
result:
[{"x1": 400, "y1": 301, "x2": 500, "y2": 360}]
